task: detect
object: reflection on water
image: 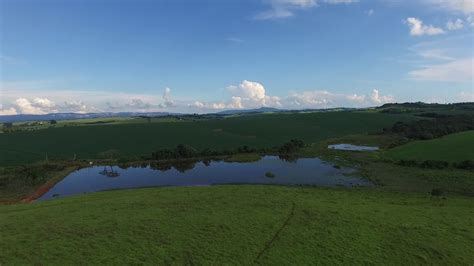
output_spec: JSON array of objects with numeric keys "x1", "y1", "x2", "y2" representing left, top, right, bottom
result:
[
  {"x1": 38, "y1": 156, "x2": 372, "y2": 201},
  {"x1": 99, "y1": 166, "x2": 120, "y2": 177},
  {"x1": 328, "y1": 144, "x2": 379, "y2": 151}
]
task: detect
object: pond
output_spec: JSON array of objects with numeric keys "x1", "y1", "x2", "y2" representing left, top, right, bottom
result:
[
  {"x1": 38, "y1": 156, "x2": 372, "y2": 201},
  {"x1": 328, "y1": 144, "x2": 379, "y2": 151}
]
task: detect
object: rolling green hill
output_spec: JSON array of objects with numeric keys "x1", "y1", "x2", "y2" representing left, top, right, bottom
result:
[
  {"x1": 0, "y1": 111, "x2": 413, "y2": 165},
  {"x1": 386, "y1": 131, "x2": 474, "y2": 162},
  {"x1": 1, "y1": 186, "x2": 473, "y2": 264}
]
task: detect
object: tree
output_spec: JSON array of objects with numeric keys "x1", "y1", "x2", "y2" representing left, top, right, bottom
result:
[{"x1": 50, "y1": 120, "x2": 57, "y2": 124}]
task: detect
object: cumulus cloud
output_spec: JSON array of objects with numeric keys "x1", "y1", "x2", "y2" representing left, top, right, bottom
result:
[
  {"x1": 190, "y1": 79, "x2": 394, "y2": 111},
  {"x1": 324, "y1": 0, "x2": 358, "y2": 4},
  {"x1": 105, "y1": 87, "x2": 176, "y2": 111},
  {"x1": 14, "y1": 98, "x2": 58, "y2": 115},
  {"x1": 159, "y1": 87, "x2": 176, "y2": 108},
  {"x1": 405, "y1": 17, "x2": 445, "y2": 36},
  {"x1": 255, "y1": 0, "x2": 357, "y2": 19},
  {"x1": 370, "y1": 89, "x2": 395, "y2": 104},
  {"x1": 107, "y1": 98, "x2": 155, "y2": 111},
  {"x1": 228, "y1": 80, "x2": 282, "y2": 107},
  {"x1": 191, "y1": 96, "x2": 244, "y2": 110},
  {"x1": 446, "y1": 18, "x2": 464, "y2": 30},
  {"x1": 417, "y1": 49, "x2": 454, "y2": 61},
  {"x1": 63, "y1": 101, "x2": 99, "y2": 113},
  {"x1": 192, "y1": 80, "x2": 281, "y2": 110},
  {"x1": 458, "y1": 91, "x2": 474, "y2": 101},
  {"x1": 467, "y1": 16, "x2": 474, "y2": 26},
  {"x1": 0, "y1": 107, "x2": 18, "y2": 115},
  {"x1": 32, "y1": 98, "x2": 56, "y2": 109},
  {"x1": 285, "y1": 89, "x2": 391, "y2": 108},
  {"x1": 0, "y1": 97, "x2": 102, "y2": 115},
  {"x1": 409, "y1": 57, "x2": 473, "y2": 82},
  {"x1": 228, "y1": 80, "x2": 266, "y2": 104}
]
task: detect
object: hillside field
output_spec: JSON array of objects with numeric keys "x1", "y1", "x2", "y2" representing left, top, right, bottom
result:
[
  {"x1": 0, "y1": 111, "x2": 413, "y2": 165},
  {"x1": 386, "y1": 131, "x2": 474, "y2": 162},
  {"x1": 1, "y1": 185, "x2": 473, "y2": 264}
]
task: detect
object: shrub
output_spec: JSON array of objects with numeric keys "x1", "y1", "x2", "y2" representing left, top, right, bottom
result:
[
  {"x1": 420, "y1": 160, "x2": 450, "y2": 169},
  {"x1": 278, "y1": 139, "x2": 305, "y2": 154},
  {"x1": 265, "y1": 171, "x2": 275, "y2": 178},
  {"x1": 431, "y1": 188, "x2": 444, "y2": 197},
  {"x1": 455, "y1": 160, "x2": 474, "y2": 170},
  {"x1": 175, "y1": 144, "x2": 197, "y2": 158}
]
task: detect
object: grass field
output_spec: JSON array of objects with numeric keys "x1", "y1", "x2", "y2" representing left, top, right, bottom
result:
[
  {"x1": 0, "y1": 111, "x2": 413, "y2": 165},
  {"x1": 386, "y1": 131, "x2": 474, "y2": 162},
  {"x1": 1, "y1": 185, "x2": 473, "y2": 264}
]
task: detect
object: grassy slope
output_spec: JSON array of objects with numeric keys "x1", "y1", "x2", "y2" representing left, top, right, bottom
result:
[
  {"x1": 386, "y1": 131, "x2": 474, "y2": 162},
  {"x1": 0, "y1": 186, "x2": 473, "y2": 264},
  {"x1": 0, "y1": 111, "x2": 412, "y2": 165}
]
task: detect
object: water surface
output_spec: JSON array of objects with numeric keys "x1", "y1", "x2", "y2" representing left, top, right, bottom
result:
[
  {"x1": 328, "y1": 144, "x2": 379, "y2": 151},
  {"x1": 38, "y1": 156, "x2": 371, "y2": 201}
]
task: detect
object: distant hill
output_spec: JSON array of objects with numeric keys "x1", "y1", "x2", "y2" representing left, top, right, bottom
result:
[
  {"x1": 0, "y1": 112, "x2": 173, "y2": 123},
  {"x1": 217, "y1": 107, "x2": 283, "y2": 115}
]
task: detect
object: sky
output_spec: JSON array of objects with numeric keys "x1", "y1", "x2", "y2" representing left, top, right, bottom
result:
[{"x1": 0, "y1": 0, "x2": 473, "y2": 114}]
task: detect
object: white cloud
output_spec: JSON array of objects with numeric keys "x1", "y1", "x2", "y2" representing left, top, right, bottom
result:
[
  {"x1": 446, "y1": 18, "x2": 464, "y2": 30},
  {"x1": 324, "y1": 0, "x2": 358, "y2": 4},
  {"x1": 229, "y1": 96, "x2": 244, "y2": 109},
  {"x1": 405, "y1": 17, "x2": 445, "y2": 36},
  {"x1": 458, "y1": 91, "x2": 474, "y2": 101},
  {"x1": 190, "y1": 80, "x2": 395, "y2": 111},
  {"x1": 365, "y1": 9, "x2": 374, "y2": 16},
  {"x1": 255, "y1": 0, "x2": 357, "y2": 19},
  {"x1": 63, "y1": 101, "x2": 99, "y2": 113},
  {"x1": 0, "y1": 107, "x2": 18, "y2": 116},
  {"x1": 370, "y1": 89, "x2": 395, "y2": 104},
  {"x1": 229, "y1": 80, "x2": 266, "y2": 104},
  {"x1": 467, "y1": 16, "x2": 474, "y2": 26},
  {"x1": 106, "y1": 87, "x2": 176, "y2": 111},
  {"x1": 227, "y1": 80, "x2": 282, "y2": 108},
  {"x1": 409, "y1": 57, "x2": 474, "y2": 82},
  {"x1": 160, "y1": 87, "x2": 176, "y2": 108},
  {"x1": 417, "y1": 49, "x2": 454, "y2": 61},
  {"x1": 32, "y1": 98, "x2": 56, "y2": 109},
  {"x1": 190, "y1": 97, "x2": 244, "y2": 110},
  {"x1": 285, "y1": 89, "x2": 392, "y2": 108},
  {"x1": 14, "y1": 98, "x2": 58, "y2": 115}
]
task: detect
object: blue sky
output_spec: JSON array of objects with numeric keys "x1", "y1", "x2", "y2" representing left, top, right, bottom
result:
[{"x1": 0, "y1": 0, "x2": 473, "y2": 114}]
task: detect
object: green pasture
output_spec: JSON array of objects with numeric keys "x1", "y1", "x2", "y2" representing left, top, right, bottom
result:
[
  {"x1": 0, "y1": 111, "x2": 413, "y2": 165},
  {"x1": 386, "y1": 131, "x2": 474, "y2": 162},
  {"x1": 1, "y1": 186, "x2": 472, "y2": 264}
]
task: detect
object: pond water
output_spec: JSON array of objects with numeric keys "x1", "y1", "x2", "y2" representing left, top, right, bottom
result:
[
  {"x1": 328, "y1": 144, "x2": 379, "y2": 151},
  {"x1": 38, "y1": 156, "x2": 372, "y2": 201}
]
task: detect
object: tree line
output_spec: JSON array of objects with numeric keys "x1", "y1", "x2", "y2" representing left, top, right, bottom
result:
[
  {"x1": 383, "y1": 115, "x2": 474, "y2": 140},
  {"x1": 151, "y1": 139, "x2": 305, "y2": 160}
]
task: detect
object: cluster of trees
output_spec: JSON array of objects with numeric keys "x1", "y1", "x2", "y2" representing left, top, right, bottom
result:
[
  {"x1": 0, "y1": 163, "x2": 67, "y2": 189},
  {"x1": 278, "y1": 139, "x2": 305, "y2": 154},
  {"x1": 397, "y1": 160, "x2": 474, "y2": 170},
  {"x1": 384, "y1": 115, "x2": 474, "y2": 140},
  {"x1": 151, "y1": 140, "x2": 305, "y2": 161}
]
